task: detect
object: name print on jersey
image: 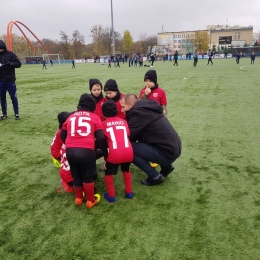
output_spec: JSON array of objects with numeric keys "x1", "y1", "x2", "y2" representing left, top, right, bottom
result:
[{"x1": 106, "y1": 121, "x2": 124, "y2": 127}]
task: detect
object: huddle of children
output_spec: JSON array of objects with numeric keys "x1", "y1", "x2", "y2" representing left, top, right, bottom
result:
[{"x1": 50, "y1": 70, "x2": 168, "y2": 208}]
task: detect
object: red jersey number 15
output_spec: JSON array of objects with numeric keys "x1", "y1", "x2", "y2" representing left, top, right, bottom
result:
[{"x1": 70, "y1": 116, "x2": 91, "y2": 136}]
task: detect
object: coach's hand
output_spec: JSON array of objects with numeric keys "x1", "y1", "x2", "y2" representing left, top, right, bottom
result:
[{"x1": 5, "y1": 62, "x2": 14, "y2": 68}]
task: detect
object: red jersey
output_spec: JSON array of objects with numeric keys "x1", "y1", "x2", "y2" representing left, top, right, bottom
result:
[
  {"x1": 138, "y1": 86, "x2": 167, "y2": 105},
  {"x1": 102, "y1": 117, "x2": 133, "y2": 164},
  {"x1": 105, "y1": 94, "x2": 126, "y2": 120},
  {"x1": 60, "y1": 143, "x2": 73, "y2": 184},
  {"x1": 62, "y1": 110, "x2": 103, "y2": 149},
  {"x1": 94, "y1": 97, "x2": 106, "y2": 122},
  {"x1": 50, "y1": 128, "x2": 63, "y2": 160}
]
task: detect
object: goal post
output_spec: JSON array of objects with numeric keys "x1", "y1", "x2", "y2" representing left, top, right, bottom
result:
[{"x1": 42, "y1": 54, "x2": 61, "y2": 65}]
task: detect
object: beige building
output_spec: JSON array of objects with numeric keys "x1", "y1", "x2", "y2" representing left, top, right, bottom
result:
[
  {"x1": 157, "y1": 31, "x2": 201, "y2": 54},
  {"x1": 157, "y1": 25, "x2": 253, "y2": 54},
  {"x1": 207, "y1": 25, "x2": 253, "y2": 48}
]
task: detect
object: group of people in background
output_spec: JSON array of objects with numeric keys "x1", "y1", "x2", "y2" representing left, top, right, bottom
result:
[{"x1": 50, "y1": 69, "x2": 182, "y2": 209}]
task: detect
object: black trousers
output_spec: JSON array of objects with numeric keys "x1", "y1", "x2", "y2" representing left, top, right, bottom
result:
[
  {"x1": 194, "y1": 58, "x2": 198, "y2": 66},
  {"x1": 66, "y1": 148, "x2": 96, "y2": 187},
  {"x1": 207, "y1": 57, "x2": 213, "y2": 64},
  {"x1": 105, "y1": 161, "x2": 131, "y2": 175}
]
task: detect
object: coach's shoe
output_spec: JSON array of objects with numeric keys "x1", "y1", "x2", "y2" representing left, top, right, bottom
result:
[
  {"x1": 15, "y1": 114, "x2": 20, "y2": 120},
  {"x1": 160, "y1": 164, "x2": 175, "y2": 177},
  {"x1": 140, "y1": 174, "x2": 164, "y2": 186},
  {"x1": 0, "y1": 115, "x2": 8, "y2": 120},
  {"x1": 86, "y1": 194, "x2": 101, "y2": 208},
  {"x1": 125, "y1": 192, "x2": 134, "y2": 199},
  {"x1": 104, "y1": 192, "x2": 115, "y2": 203}
]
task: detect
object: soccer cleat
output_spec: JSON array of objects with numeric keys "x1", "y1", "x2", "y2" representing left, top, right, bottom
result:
[
  {"x1": 75, "y1": 198, "x2": 83, "y2": 206},
  {"x1": 140, "y1": 174, "x2": 165, "y2": 186},
  {"x1": 15, "y1": 114, "x2": 20, "y2": 120},
  {"x1": 104, "y1": 192, "x2": 115, "y2": 203},
  {"x1": 61, "y1": 179, "x2": 73, "y2": 193},
  {"x1": 150, "y1": 162, "x2": 159, "y2": 168},
  {"x1": 126, "y1": 192, "x2": 134, "y2": 199},
  {"x1": 0, "y1": 115, "x2": 8, "y2": 120},
  {"x1": 86, "y1": 194, "x2": 101, "y2": 208}
]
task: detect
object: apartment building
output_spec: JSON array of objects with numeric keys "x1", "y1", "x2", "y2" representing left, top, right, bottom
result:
[{"x1": 157, "y1": 25, "x2": 253, "y2": 54}]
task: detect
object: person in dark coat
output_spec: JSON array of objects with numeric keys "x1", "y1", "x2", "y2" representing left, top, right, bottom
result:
[
  {"x1": 120, "y1": 94, "x2": 182, "y2": 186},
  {"x1": 0, "y1": 40, "x2": 21, "y2": 120},
  {"x1": 250, "y1": 51, "x2": 256, "y2": 64},
  {"x1": 173, "y1": 51, "x2": 178, "y2": 66}
]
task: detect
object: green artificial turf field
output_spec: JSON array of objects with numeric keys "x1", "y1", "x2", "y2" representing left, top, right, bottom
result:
[{"x1": 0, "y1": 58, "x2": 260, "y2": 260}]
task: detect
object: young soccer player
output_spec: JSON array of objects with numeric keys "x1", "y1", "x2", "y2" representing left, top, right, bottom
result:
[
  {"x1": 60, "y1": 94, "x2": 104, "y2": 208},
  {"x1": 50, "y1": 112, "x2": 73, "y2": 192},
  {"x1": 89, "y1": 78, "x2": 106, "y2": 121},
  {"x1": 104, "y1": 79, "x2": 126, "y2": 119},
  {"x1": 101, "y1": 100, "x2": 134, "y2": 203},
  {"x1": 138, "y1": 70, "x2": 168, "y2": 117}
]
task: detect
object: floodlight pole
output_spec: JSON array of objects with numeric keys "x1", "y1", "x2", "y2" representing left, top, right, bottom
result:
[{"x1": 110, "y1": 0, "x2": 115, "y2": 56}]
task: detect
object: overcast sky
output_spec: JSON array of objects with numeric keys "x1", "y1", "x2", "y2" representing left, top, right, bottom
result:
[{"x1": 1, "y1": 0, "x2": 259, "y2": 44}]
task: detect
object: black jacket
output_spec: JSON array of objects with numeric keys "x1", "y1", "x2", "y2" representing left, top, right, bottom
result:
[
  {"x1": 0, "y1": 40, "x2": 21, "y2": 81},
  {"x1": 127, "y1": 99, "x2": 182, "y2": 160}
]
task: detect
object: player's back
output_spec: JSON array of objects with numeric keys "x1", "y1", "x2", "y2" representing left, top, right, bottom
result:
[{"x1": 103, "y1": 116, "x2": 133, "y2": 164}]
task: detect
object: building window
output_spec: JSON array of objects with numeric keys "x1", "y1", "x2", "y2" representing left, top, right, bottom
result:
[
  {"x1": 174, "y1": 40, "x2": 177, "y2": 43},
  {"x1": 234, "y1": 33, "x2": 241, "y2": 40},
  {"x1": 178, "y1": 45, "x2": 181, "y2": 48},
  {"x1": 178, "y1": 40, "x2": 181, "y2": 43},
  {"x1": 174, "y1": 45, "x2": 177, "y2": 48}
]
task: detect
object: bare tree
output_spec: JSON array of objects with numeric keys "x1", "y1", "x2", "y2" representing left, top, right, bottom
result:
[
  {"x1": 72, "y1": 30, "x2": 85, "y2": 58},
  {"x1": 59, "y1": 31, "x2": 71, "y2": 59}
]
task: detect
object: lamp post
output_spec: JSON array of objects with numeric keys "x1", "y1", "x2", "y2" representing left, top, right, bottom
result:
[{"x1": 110, "y1": 0, "x2": 115, "y2": 56}]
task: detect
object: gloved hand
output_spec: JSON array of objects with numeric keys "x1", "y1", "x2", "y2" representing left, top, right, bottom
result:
[{"x1": 52, "y1": 157, "x2": 61, "y2": 168}]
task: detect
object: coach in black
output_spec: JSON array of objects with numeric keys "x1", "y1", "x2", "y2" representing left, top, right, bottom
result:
[
  {"x1": 0, "y1": 40, "x2": 21, "y2": 120},
  {"x1": 120, "y1": 94, "x2": 182, "y2": 186}
]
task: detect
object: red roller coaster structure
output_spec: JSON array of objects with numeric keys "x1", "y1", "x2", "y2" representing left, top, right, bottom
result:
[{"x1": 7, "y1": 20, "x2": 52, "y2": 56}]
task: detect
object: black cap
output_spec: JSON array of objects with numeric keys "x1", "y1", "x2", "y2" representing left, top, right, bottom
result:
[
  {"x1": 104, "y1": 79, "x2": 118, "y2": 92},
  {"x1": 77, "y1": 93, "x2": 96, "y2": 112},
  {"x1": 57, "y1": 111, "x2": 71, "y2": 129},
  {"x1": 89, "y1": 78, "x2": 102, "y2": 91},
  {"x1": 144, "y1": 70, "x2": 157, "y2": 85},
  {"x1": 102, "y1": 100, "x2": 118, "y2": 117}
]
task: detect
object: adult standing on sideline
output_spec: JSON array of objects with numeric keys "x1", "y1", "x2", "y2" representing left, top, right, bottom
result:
[
  {"x1": 193, "y1": 49, "x2": 198, "y2": 67},
  {"x1": 120, "y1": 94, "x2": 182, "y2": 186},
  {"x1": 0, "y1": 40, "x2": 21, "y2": 120}
]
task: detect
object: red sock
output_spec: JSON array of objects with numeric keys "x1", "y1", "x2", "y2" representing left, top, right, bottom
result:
[
  {"x1": 83, "y1": 182, "x2": 95, "y2": 203},
  {"x1": 104, "y1": 175, "x2": 115, "y2": 197},
  {"x1": 123, "y1": 172, "x2": 132, "y2": 194},
  {"x1": 73, "y1": 186, "x2": 83, "y2": 199}
]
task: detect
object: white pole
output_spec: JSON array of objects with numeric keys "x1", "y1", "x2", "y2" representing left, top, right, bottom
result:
[{"x1": 110, "y1": 0, "x2": 115, "y2": 56}]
